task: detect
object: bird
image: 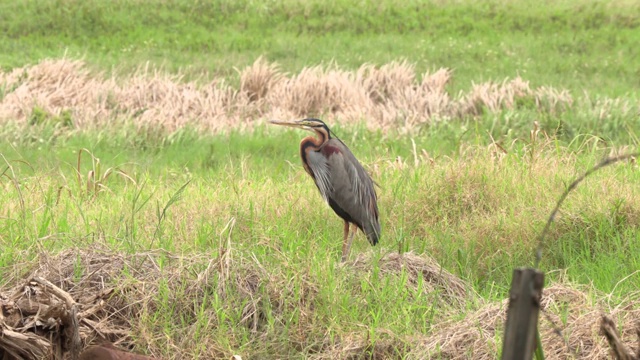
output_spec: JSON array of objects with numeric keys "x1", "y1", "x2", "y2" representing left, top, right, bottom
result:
[{"x1": 270, "y1": 118, "x2": 380, "y2": 262}]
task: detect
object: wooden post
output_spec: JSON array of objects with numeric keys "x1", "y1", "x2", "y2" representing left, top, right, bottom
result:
[{"x1": 501, "y1": 268, "x2": 545, "y2": 360}]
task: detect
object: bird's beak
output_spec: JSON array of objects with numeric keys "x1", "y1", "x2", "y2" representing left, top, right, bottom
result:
[{"x1": 269, "y1": 120, "x2": 308, "y2": 129}]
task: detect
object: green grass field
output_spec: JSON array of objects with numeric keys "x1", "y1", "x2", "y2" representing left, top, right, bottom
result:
[
  {"x1": 2, "y1": 0, "x2": 639, "y2": 95},
  {"x1": 1, "y1": 0, "x2": 640, "y2": 358}
]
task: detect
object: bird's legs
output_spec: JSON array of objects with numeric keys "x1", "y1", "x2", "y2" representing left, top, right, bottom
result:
[
  {"x1": 341, "y1": 221, "x2": 349, "y2": 262},
  {"x1": 341, "y1": 222, "x2": 357, "y2": 262}
]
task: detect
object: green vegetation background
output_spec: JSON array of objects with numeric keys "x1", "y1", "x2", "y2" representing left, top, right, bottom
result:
[
  {"x1": 1, "y1": 1, "x2": 640, "y2": 358},
  {"x1": 2, "y1": 0, "x2": 639, "y2": 96}
]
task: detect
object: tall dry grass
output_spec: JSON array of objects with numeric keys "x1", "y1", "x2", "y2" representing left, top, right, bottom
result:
[{"x1": 0, "y1": 58, "x2": 580, "y2": 132}]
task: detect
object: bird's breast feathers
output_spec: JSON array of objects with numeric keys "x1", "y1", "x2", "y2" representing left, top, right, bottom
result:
[{"x1": 320, "y1": 144, "x2": 341, "y2": 156}]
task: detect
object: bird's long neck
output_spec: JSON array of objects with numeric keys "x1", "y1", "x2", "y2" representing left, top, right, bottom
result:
[{"x1": 300, "y1": 128, "x2": 330, "y2": 177}]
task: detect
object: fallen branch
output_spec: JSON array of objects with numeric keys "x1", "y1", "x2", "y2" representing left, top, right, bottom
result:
[
  {"x1": 32, "y1": 276, "x2": 82, "y2": 360},
  {"x1": 31, "y1": 276, "x2": 76, "y2": 308},
  {"x1": 0, "y1": 323, "x2": 51, "y2": 359}
]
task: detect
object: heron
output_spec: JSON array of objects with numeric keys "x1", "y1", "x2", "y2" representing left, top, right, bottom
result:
[{"x1": 270, "y1": 118, "x2": 380, "y2": 262}]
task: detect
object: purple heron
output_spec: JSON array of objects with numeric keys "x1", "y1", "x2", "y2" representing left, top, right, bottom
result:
[{"x1": 271, "y1": 118, "x2": 380, "y2": 261}]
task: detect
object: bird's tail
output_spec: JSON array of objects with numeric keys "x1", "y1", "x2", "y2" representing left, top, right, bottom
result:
[{"x1": 364, "y1": 220, "x2": 380, "y2": 246}]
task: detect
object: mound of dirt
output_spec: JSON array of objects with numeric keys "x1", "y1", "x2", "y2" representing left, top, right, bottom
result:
[
  {"x1": 350, "y1": 251, "x2": 470, "y2": 307},
  {"x1": 308, "y1": 283, "x2": 640, "y2": 359},
  {"x1": 1, "y1": 248, "x2": 638, "y2": 359},
  {"x1": 408, "y1": 283, "x2": 640, "y2": 359},
  {"x1": 0, "y1": 247, "x2": 202, "y2": 359}
]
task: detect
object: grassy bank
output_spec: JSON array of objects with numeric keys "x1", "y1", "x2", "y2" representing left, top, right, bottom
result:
[
  {"x1": 2, "y1": 122, "x2": 639, "y2": 295},
  {"x1": 1, "y1": 0, "x2": 639, "y2": 96},
  {"x1": 2, "y1": 123, "x2": 640, "y2": 357}
]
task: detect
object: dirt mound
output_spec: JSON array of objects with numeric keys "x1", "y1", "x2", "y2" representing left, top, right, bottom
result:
[
  {"x1": 0, "y1": 248, "x2": 170, "y2": 359},
  {"x1": 2, "y1": 248, "x2": 638, "y2": 359},
  {"x1": 409, "y1": 284, "x2": 640, "y2": 359},
  {"x1": 350, "y1": 251, "x2": 470, "y2": 307},
  {"x1": 0, "y1": 248, "x2": 471, "y2": 359},
  {"x1": 307, "y1": 284, "x2": 640, "y2": 359}
]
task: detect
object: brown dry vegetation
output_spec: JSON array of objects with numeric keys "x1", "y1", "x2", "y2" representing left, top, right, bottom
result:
[
  {"x1": 410, "y1": 282, "x2": 640, "y2": 359},
  {"x1": 0, "y1": 58, "x2": 580, "y2": 132},
  {"x1": 1, "y1": 249, "x2": 639, "y2": 359}
]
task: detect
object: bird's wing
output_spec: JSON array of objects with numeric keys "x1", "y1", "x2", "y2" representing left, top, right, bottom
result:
[
  {"x1": 334, "y1": 142, "x2": 378, "y2": 219},
  {"x1": 323, "y1": 140, "x2": 379, "y2": 222},
  {"x1": 306, "y1": 150, "x2": 333, "y2": 204}
]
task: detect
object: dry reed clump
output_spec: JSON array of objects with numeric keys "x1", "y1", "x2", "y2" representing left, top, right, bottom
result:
[
  {"x1": 459, "y1": 77, "x2": 573, "y2": 117},
  {"x1": 0, "y1": 58, "x2": 578, "y2": 133},
  {"x1": 267, "y1": 64, "x2": 369, "y2": 118},
  {"x1": 239, "y1": 56, "x2": 283, "y2": 102},
  {"x1": 349, "y1": 251, "x2": 470, "y2": 307}
]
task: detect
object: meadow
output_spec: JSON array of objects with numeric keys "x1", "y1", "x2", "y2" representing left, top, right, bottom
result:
[{"x1": 1, "y1": 0, "x2": 640, "y2": 358}]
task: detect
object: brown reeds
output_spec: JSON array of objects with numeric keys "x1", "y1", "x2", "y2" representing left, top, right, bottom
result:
[{"x1": 0, "y1": 58, "x2": 579, "y2": 133}]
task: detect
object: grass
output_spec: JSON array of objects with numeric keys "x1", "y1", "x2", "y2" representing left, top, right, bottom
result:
[
  {"x1": 1, "y1": 122, "x2": 640, "y2": 357},
  {"x1": 1, "y1": 0, "x2": 639, "y2": 96},
  {"x1": 1, "y1": 0, "x2": 640, "y2": 358}
]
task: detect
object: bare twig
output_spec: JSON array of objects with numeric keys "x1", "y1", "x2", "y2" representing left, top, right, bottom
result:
[
  {"x1": 31, "y1": 276, "x2": 76, "y2": 308},
  {"x1": 600, "y1": 315, "x2": 640, "y2": 360},
  {"x1": 534, "y1": 152, "x2": 640, "y2": 267}
]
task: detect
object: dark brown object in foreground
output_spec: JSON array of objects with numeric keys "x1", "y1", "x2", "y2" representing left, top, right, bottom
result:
[
  {"x1": 79, "y1": 344, "x2": 159, "y2": 360},
  {"x1": 501, "y1": 268, "x2": 545, "y2": 360},
  {"x1": 600, "y1": 315, "x2": 640, "y2": 360},
  {"x1": 0, "y1": 272, "x2": 121, "y2": 360}
]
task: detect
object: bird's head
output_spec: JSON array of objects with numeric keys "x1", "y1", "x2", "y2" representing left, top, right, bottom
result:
[{"x1": 269, "y1": 118, "x2": 330, "y2": 134}]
